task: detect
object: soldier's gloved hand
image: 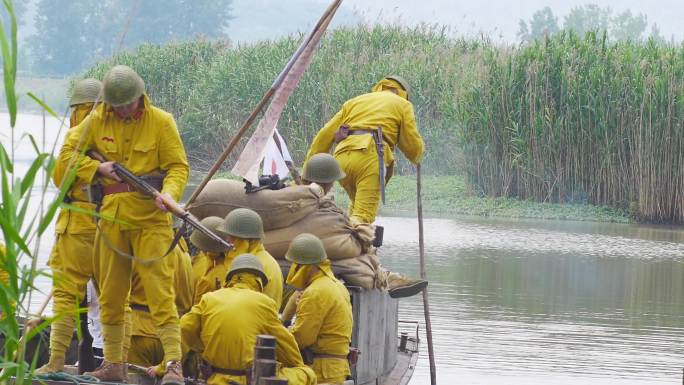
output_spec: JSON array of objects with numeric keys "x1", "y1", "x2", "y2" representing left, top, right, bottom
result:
[
  {"x1": 155, "y1": 192, "x2": 173, "y2": 212},
  {"x1": 97, "y1": 161, "x2": 123, "y2": 182}
]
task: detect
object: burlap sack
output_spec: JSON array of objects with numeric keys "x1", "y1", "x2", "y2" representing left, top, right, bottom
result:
[
  {"x1": 277, "y1": 251, "x2": 386, "y2": 290},
  {"x1": 187, "y1": 179, "x2": 322, "y2": 231},
  {"x1": 263, "y1": 199, "x2": 374, "y2": 260}
]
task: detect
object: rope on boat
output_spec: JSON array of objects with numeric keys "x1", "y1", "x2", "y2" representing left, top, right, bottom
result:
[{"x1": 35, "y1": 372, "x2": 125, "y2": 385}]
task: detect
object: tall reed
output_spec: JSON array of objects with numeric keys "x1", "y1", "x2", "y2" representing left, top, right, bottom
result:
[
  {"x1": 84, "y1": 26, "x2": 684, "y2": 223},
  {"x1": 458, "y1": 31, "x2": 684, "y2": 223},
  {"x1": 1, "y1": 0, "x2": 69, "y2": 379}
]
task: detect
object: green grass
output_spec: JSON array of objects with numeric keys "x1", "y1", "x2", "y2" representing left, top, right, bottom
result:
[{"x1": 334, "y1": 175, "x2": 632, "y2": 223}]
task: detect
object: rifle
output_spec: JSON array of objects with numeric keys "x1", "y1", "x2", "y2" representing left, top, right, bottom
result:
[{"x1": 88, "y1": 151, "x2": 233, "y2": 251}]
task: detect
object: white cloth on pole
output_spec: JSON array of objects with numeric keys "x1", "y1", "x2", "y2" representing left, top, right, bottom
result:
[{"x1": 262, "y1": 129, "x2": 292, "y2": 179}]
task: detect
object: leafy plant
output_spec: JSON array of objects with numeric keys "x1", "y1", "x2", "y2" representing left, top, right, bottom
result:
[{"x1": 0, "y1": 0, "x2": 71, "y2": 381}]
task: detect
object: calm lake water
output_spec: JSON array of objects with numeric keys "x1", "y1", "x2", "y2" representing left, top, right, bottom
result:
[{"x1": 4, "y1": 112, "x2": 684, "y2": 384}]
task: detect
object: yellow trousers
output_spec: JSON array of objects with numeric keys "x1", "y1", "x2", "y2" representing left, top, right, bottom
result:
[
  {"x1": 47, "y1": 231, "x2": 95, "y2": 361},
  {"x1": 93, "y1": 223, "x2": 181, "y2": 363},
  {"x1": 129, "y1": 335, "x2": 163, "y2": 368},
  {"x1": 335, "y1": 148, "x2": 381, "y2": 224}
]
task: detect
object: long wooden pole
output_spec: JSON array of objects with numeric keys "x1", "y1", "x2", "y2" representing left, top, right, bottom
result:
[
  {"x1": 185, "y1": 0, "x2": 342, "y2": 207},
  {"x1": 416, "y1": 164, "x2": 436, "y2": 385}
]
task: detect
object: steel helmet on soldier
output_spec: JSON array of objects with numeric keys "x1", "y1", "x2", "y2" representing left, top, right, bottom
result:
[
  {"x1": 303, "y1": 153, "x2": 346, "y2": 183},
  {"x1": 190, "y1": 216, "x2": 230, "y2": 253},
  {"x1": 285, "y1": 233, "x2": 327, "y2": 265},
  {"x1": 384, "y1": 75, "x2": 410, "y2": 97},
  {"x1": 102, "y1": 65, "x2": 145, "y2": 107},
  {"x1": 217, "y1": 208, "x2": 264, "y2": 240},
  {"x1": 226, "y1": 253, "x2": 269, "y2": 286},
  {"x1": 69, "y1": 78, "x2": 102, "y2": 107}
]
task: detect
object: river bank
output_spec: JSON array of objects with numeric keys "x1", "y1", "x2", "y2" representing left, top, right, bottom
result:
[{"x1": 336, "y1": 175, "x2": 633, "y2": 223}]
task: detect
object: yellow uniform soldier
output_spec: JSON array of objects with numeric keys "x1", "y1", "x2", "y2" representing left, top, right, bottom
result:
[
  {"x1": 306, "y1": 76, "x2": 425, "y2": 224},
  {"x1": 128, "y1": 243, "x2": 193, "y2": 374},
  {"x1": 286, "y1": 233, "x2": 353, "y2": 384},
  {"x1": 188, "y1": 216, "x2": 233, "y2": 304},
  {"x1": 207, "y1": 209, "x2": 283, "y2": 309},
  {"x1": 62, "y1": 65, "x2": 189, "y2": 384},
  {"x1": 37, "y1": 78, "x2": 101, "y2": 374},
  {"x1": 181, "y1": 254, "x2": 316, "y2": 385}
]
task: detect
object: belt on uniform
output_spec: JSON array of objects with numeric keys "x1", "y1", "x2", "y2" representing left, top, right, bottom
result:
[
  {"x1": 313, "y1": 352, "x2": 348, "y2": 360},
  {"x1": 102, "y1": 178, "x2": 163, "y2": 196},
  {"x1": 130, "y1": 303, "x2": 150, "y2": 312},
  {"x1": 210, "y1": 366, "x2": 248, "y2": 376},
  {"x1": 334, "y1": 125, "x2": 387, "y2": 204}
]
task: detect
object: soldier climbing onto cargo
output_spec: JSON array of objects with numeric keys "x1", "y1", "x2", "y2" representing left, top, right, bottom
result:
[
  {"x1": 300, "y1": 153, "x2": 428, "y2": 299},
  {"x1": 61, "y1": 65, "x2": 189, "y2": 384},
  {"x1": 180, "y1": 254, "x2": 316, "y2": 385},
  {"x1": 192, "y1": 209, "x2": 283, "y2": 309},
  {"x1": 285, "y1": 233, "x2": 354, "y2": 385},
  {"x1": 306, "y1": 76, "x2": 425, "y2": 225},
  {"x1": 37, "y1": 78, "x2": 103, "y2": 374}
]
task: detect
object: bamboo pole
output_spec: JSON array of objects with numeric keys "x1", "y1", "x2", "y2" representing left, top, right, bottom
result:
[
  {"x1": 185, "y1": 0, "x2": 342, "y2": 207},
  {"x1": 416, "y1": 164, "x2": 436, "y2": 385}
]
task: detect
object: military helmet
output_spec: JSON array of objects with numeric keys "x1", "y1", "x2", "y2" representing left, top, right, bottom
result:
[
  {"x1": 217, "y1": 208, "x2": 264, "y2": 240},
  {"x1": 303, "y1": 153, "x2": 345, "y2": 184},
  {"x1": 70, "y1": 78, "x2": 102, "y2": 107},
  {"x1": 285, "y1": 233, "x2": 327, "y2": 265},
  {"x1": 190, "y1": 216, "x2": 230, "y2": 253},
  {"x1": 384, "y1": 75, "x2": 410, "y2": 95},
  {"x1": 226, "y1": 253, "x2": 269, "y2": 286},
  {"x1": 102, "y1": 65, "x2": 145, "y2": 107}
]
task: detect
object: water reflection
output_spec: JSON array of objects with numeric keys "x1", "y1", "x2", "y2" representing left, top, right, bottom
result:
[{"x1": 378, "y1": 217, "x2": 684, "y2": 384}]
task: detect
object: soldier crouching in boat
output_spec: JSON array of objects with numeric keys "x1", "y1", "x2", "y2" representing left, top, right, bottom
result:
[{"x1": 181, "y1": 254, "x2": 316, "y2": 385}]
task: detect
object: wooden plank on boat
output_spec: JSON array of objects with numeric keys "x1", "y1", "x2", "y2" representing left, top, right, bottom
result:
[
  {"x1": 350, "y1": 288, "x2": 400, "y2": 385},
  {"x1": 381, "y1": 348, "x2": 419, "y2": 385}
]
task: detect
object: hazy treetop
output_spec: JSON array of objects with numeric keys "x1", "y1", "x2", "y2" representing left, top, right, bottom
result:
[{"x1": 329, "y1": 0, "x2": 683, "y2": 42}]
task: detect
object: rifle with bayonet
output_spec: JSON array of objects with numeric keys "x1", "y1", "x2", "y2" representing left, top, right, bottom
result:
[{"x1": 88, "y1": 150, "x2": 233, "y2": 251}]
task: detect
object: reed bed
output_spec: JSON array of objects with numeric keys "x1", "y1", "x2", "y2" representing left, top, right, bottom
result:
[
  {"x1": 84, "y1": 26, "x2": 684, "y2": 223},
  {"x1": 459, "y1": 32, "x2": 684, "y2": 223}
]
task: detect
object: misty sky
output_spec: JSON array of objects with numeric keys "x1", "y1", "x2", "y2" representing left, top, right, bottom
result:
[{"x1": 316, "y1": 0, "x2": 684, "y2": 41}]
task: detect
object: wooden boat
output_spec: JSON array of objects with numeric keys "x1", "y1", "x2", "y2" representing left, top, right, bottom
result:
[{"x1": 12, "y1": 287, "x2": 420, "y2": 385}]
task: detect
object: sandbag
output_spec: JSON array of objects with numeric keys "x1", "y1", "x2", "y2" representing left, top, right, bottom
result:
[
  {"x1": 187, "y1": 179, "x2": 322, "y2": 231},
  {"x1": 331, "y1": 251, "x2": 386, "y2": 290},
  {"x1": 277, "y1": 251, "x2": 386, "y2": 290},
  {"x1": 263, "y1": 200, "x2": 374, "y2": 260}
]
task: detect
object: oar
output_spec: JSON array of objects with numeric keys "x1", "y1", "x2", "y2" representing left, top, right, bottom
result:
[{"x1": 416, "y1": 164, "x2": 436, "y2": 385}]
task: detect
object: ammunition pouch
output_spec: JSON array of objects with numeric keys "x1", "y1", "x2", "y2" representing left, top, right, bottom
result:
[
  {"x1": 302, "y1": 347, "x2": 360, "y2": 366},
  {"x1": 82, "y1": 184, "x2": 104, "y2": 206}
]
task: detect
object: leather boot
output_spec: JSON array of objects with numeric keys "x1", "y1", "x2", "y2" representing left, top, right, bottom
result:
[
  {"x1": 35, "y1": 357, "x2": 65, "y2": 375},
  {"x1": 386, "y1": 272, "x2": 428, "y2": 299},
  {"x1": 161, "y1": 361, "x2": 184, "y2": 385},
  {"x1": 84, "y1": 361, "x2": 126, "y2": 382}
]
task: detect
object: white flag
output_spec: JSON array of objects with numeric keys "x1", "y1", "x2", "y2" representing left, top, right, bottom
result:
[{"x1": 262, "y1": 129, "x2": 292, "y2": 179}]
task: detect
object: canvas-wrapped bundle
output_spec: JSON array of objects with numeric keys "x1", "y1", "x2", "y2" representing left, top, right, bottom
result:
[
  {"x1": 187, "y1": 179, "x2": 322, "y2": 231},
  {"x1": 262, "y1": 199, "x2": 374, "y2": 260},
  {"x1": 277, "y1": 250, "x2": 386, "y2": 290}
]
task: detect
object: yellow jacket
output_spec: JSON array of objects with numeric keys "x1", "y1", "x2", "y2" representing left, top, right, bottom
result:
[
  {"x1": 192, "y1": 239, "x2": 283, "y2": 309},
  {"x1": 53, "y1": 103, "x2": 98, "y2": 235},
  {"x1": 292, "y1": 267, "x2": 353, "y2": 382},
  {"x1": 306, "y1": 87, "x2": 425, "y2": 169},
  {"x1": 130, "y1": 243, "x2": 194, "y2": 338},
  {"x1": 181, "y1": 277, "x2": 304, "y2": 385},
  {"x1": 59, "y1": 95, "x2": 189, "y2": 229}
]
